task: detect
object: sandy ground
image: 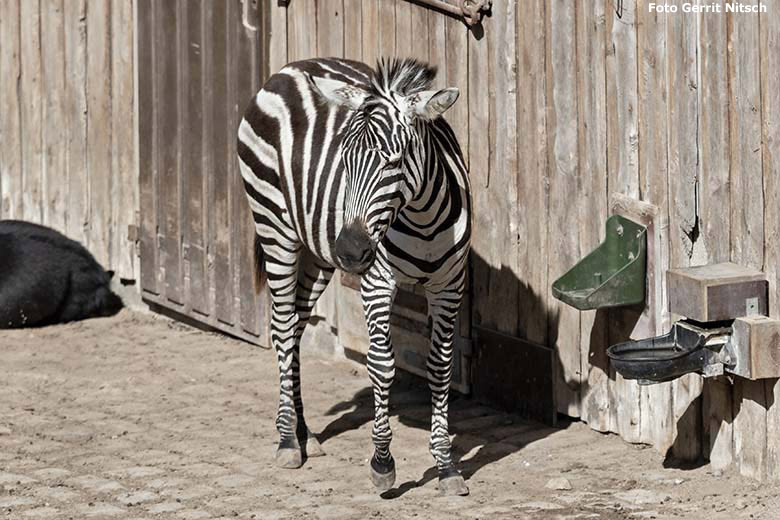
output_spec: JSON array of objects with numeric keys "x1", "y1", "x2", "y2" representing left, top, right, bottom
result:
[{"x1": 1, "y1": 310, "x2": 779, "y2": 519}]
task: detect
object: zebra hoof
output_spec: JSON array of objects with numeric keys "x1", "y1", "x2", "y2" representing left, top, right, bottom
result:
[
  {"x1": 275, "y1": 447, "x2": 303, "y2": 469},
  {"x1": 438, "y1": 469, "x2": 469, "y2": 496},
  {"x1": 369, "y1": 455, "x2": 396, "y2": 492},
  {"x1": 303, "y1": 428, "x2": 325, "y2": 458}
]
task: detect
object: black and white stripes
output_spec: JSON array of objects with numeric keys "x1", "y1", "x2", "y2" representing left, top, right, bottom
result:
[{"x1": 237, "y1": 57, "x2": 471, "y2": 495}]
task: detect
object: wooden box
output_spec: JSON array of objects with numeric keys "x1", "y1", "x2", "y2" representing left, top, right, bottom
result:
[
  {"x1": 729, "y1": 316, "x2": 780, "y2": 380},
  {"x1": 667, "y1": 263, "x2": 768, "y2": 322}
]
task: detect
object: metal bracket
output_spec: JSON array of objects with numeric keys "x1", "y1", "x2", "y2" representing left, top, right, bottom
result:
[{"x1": 405, "y1": 0, "x2": 492, "y2": 26}]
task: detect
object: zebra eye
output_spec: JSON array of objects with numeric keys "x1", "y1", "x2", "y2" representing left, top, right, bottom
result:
[{"x1": 385, "y1": 156, "x2": 403, "y2": 170}]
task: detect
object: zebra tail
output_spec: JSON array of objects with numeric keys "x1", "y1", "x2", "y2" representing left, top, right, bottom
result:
[{"x1": 254, "y1": 234, "x2": 266, "y2": 293}]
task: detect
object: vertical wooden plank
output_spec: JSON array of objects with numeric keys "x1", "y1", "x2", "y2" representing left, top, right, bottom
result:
[
  {"x1": 111, "y1": 0, "x2": 136, "y2": 280},
  {"x1": 317, "y1": 0, "x2": 344, "y2": 58},
  {"x1": 408, "y1": 3, "x2": 428, "y2": 63},
  {"x1": 636, "y1": 1, "x2": 672, "y2": 450},
  {"x1": 137, "y1": 0, "x2": 156, "y2": 291},
  {"x1": 703, "y1": 377, "x2": 734, "y2": 471},
  {"x1": 19, "y1": 0, "x2": 43, "y2": 223},
  {"x1": 233, "y1": 0, "x2": 262, "y2": 336},
  {"x1": 41, "y1": 0, "x2": 67, "y2": 231},
  {"x1": 64, "y1": 0, "x2": 89, "y2": 245},
  {"x1": 180, "y1": 0, "x2": 207, "y2": 314},
  {"x1": 547, "y1": 0, "x2": 580, "y2": 418},
  {"x1": 154, "y1": 0, "x2": 182, "y2": 303},
  {"x1": 343, "y1": 0, "x2": 361, "y2": 62},
  {"x1": 699, "y1": 0, "x2": 732, "y2": 471},
  {"x1": 361, "y1": 0, "x2": 378, "y2": 66},
  {"x1": 734, "y1": 379, "x2": 768, "y2": 480},
  {"x1": 761, "y1": 2, "x2": 780, "y2": 481},
  {"x1": 137, "y1": 0, "x2": 158, "y2": 294},
  {"x1": 205, "y1": 0, "x2": 233, "y2": 323},
  {"x1": 444, "y1": 16, "x2": 468, "y2": 160},
  {"x1": 665, "y1": 0, "x2": 702, "y2": 462},
  {"x1": 605, "y1": 0, "x2": 641, "y2": 442},
  {"x1": 0, "y1": 0, "x2": 22, "y2": 219},
  {"x1": 729, "y1": 6, "x2": 766, "y2": 480},
  {"x1": 394, "y1": 0, "x2": 411, "y2": 59},
  {"x1": 577, "y1": 0, "x2": 610, "y2": 432},
  {"x1": 287, "y1": 0, "x2": 315, "y2": 62},
  {"x1": 427, "y1": 5, "x2": 445, "y2": 90},
  {"x1": 267, "y1": 0, "x2": 288, "y2": 72},
  {"x1": 516, "y1": 0, "x2": 548, "y2": 348},
  {"x1": 377, "y1": 0, "x2": 394, "y2": 57},
  {"x1": 86, "y1": 0, "x2": 112, "y2": 266}
]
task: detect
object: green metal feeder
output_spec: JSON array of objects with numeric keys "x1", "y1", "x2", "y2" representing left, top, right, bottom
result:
[{"x1": 552, "y1": 215, "x2": 647, "y2": 310}]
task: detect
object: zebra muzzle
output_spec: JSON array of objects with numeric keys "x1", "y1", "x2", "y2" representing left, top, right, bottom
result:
[{"x1": 335, "y1": 224, "x2": 376, "y2": 274}]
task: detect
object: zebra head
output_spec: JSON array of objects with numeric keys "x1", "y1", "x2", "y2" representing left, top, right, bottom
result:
[{"x1": 309, "y1": 59, "x2": 459, "y2": 274}]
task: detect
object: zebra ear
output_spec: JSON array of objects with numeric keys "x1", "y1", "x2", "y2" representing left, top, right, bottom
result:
[
  {"x1": 406, "y1": 87, "x2": 459, "y2": 120},
  {"x1": 308, "y1": 74, "x2": 369, "y2": 110}
]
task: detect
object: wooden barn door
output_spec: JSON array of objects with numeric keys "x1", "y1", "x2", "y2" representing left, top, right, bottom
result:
[{"x1": 136, "y1": 0, "x2": 270, "y2": 346}]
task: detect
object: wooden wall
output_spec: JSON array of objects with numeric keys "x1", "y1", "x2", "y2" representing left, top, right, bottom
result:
[
  {"x1": 271, "y1": 0, "x2": 780, "y2": 480},
  {"x1": 136, "y1": 0, "x2": 270, "y2": 346},
  {"x1": 0, "y1": 0, "x2": 137, "y2": 281}
]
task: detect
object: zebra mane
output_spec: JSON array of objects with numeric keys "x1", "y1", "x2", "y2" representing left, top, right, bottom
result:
[{"x1": 370, "y1": 58, "x2": 437, "y2": 97}]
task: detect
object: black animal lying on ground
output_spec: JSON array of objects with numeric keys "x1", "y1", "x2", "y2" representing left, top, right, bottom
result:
[{"x1": 0, "y1": 220, "x2": 123, "y2": 328}]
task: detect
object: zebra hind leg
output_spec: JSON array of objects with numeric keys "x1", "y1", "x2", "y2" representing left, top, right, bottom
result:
[
  {"x1": 361, "y1": 267, "x2": 398, "y2": 492},
  {"x1": 426, "y1": 286, "x2": 469, "y2": 496},
  {"x1": 290, "y1": 251, "x2": 336, "y2": 459}
]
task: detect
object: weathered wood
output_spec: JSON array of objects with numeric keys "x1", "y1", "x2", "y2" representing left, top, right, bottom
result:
[
  {"x1": 138, "y1": 0, "x2": 158, "y2": 295},
  {"x1": 699, "y1": 0, "x2": 734, "y2": 472},
  {"x1": 576, "y1": 0, "x2": 609, "y2": 432},
  {"x1": 64, "y1": 0, "x2": 89, "y2": 245},
  {"x1": 19, "y1": 0, "x2": 43, "y2": 223},
  {"x1": 41, "y1": 0, "x2": 67, "y2": 231},
  {"x1": 180, "y1": 0, "x2": 206, "y2": 315},
  {"x1": 287, "y1": 0, "x2": 315, "y2": 62},
  {"x1": 408, "y1": 2, "x2": 429, "y2": 63},
  {"x1": 605, "y1": 0, "x2": 641, "y2": 442},
  {"x1": 667, "y1": 263, "x2": 768, "y2": 322},
  {"x1": 606, "y1": 0, "x2": 639, "y2": 199},
  {"x1": 734, "y1": 379, "x2": 768, "y2": 480},
  {"x1": 699, "y1": 3, "x2": 730, "y2": 264},
  {"x1": 377, "y1": 0, "x2": 395, "y2": 57},
  {"x1": 361, "y1": 0, "x2": 379, "y2": 65},
  {"x1": 111, "y1": 0, "x2": 136, "y2": 281},
  {"x1": 155, "y1": 0, "x2": 182, "y2": 304},
  {"x1": 233, "y1": 0, "x2": 263, "y2": 338},
  {"x1": 86, "y1": 0, "x2": 112, "y2": 267},
  {"x1": 444, "y1": 15, "x2": 468, "y2": 160},
  {"x1": 702, "y1": 376, "x2": 733, "y2": 471},
  {"x1": 730, "y1": 316, "x2": 780, "y2": 381},
  {"x1": 394, "y1": 0, "x2": 411, "y2": 58},
  {"x1": 317, "y1": 0, "x2": 344, "y2": 58},
  {"x1": 515, "y1": 0, "x2": 548, "y2": 348},
  {"x1": 547, "y1": 0, "x2": 581, "y2": 417},
  {"x1": 729, "y1": 7, "x2": 767, "y2": 479},
  {"x1": 0, "y1": 0, "x2": 23, "y2": 219},
  {"x1": 427, "y1": 3, "x2": 445, "y2": 90},
  {"x1": 343, "y1": 0, "x2": 362, "y2": 61},
  {"x1": 267, "y1": 0, "x2": 288, "y2": 72},
  {"x1": 761, "y1": 0, "x2": 780, "y2": 483}
]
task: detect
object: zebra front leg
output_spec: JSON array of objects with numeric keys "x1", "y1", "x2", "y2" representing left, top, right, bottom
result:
[
  {"x1": 361, "y1": 268, "x2": 397, "y2": 492},
  {"x1": 290, "y1": 251, "x2": 336, "y2": 458},
  {"x1": 265, "y1": 250, "x2": 307, "y2": 469},
  {"x1": 427, "y1": 285, "x2": 469, "y2": 496}
]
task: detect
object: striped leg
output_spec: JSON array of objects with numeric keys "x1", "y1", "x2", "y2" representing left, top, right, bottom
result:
[
  {"x1": 426, "y1": 271, "x2": 469, "y2": 496},
  {"x1": 290, "y1": 250, "x2": 336, "y2": 458},
  {"x1": 361, "y1": 260, "x2": 398, "y2": 492},
  {"x1": 263, "y1": 242, "x2": 308, "y2": 469}
]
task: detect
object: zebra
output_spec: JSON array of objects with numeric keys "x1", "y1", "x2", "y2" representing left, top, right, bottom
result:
[{"x1": 237, "y1": 57, "x2": 471, "y2": 496}]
